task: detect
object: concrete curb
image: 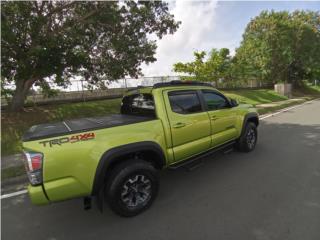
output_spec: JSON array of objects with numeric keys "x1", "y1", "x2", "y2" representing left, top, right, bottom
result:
[
  {"x1": 255, "y1": 98, "x2": 305, "y2": 109},
  {"x1": 259, "y1": 98, "x2": 319, "y2": 120},
  {"x1": 1, "y1": 174, "x2": 28, "y2": 188},
  {"x1": 1, "y1": 153, "x2": 24, "y2": 170},
  {"x1": 1, "y1": 175, "x2": 28, "y2": 195}
]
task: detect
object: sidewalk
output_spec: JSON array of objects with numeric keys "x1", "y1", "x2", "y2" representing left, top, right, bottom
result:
[{"x1": 256, "y1": 98, "x2": 305, "y2": 109}]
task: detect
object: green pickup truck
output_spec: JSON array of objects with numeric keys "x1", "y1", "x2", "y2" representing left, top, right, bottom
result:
[{"x1": 22, "y1": 81, "x2": 259, "y2": 217}]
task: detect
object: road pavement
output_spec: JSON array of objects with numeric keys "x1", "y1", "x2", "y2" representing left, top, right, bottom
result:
[{"x1": 2, "y1": 100, "x2": 320, "y2": 240}]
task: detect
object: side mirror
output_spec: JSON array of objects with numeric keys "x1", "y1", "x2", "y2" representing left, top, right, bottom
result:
[{"x1": 230, "y1": 98, "x2": 238, "y2": 107}]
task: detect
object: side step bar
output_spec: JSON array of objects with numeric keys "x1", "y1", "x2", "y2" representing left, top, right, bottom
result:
[{"x1": 168, "y1": 141, "x2": 236, "y2": 170}]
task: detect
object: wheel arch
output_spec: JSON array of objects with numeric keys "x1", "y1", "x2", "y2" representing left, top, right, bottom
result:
[
  {"x1": 241, "y1": 112, "x2": 259, "y2": 136},
  {"x1": 91, "y1": 141, "x2": 166, "y2": 196}
]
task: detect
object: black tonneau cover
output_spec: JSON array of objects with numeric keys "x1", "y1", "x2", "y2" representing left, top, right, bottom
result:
[{"x1": 22, "y1": 114, "x2": 155, "y2": 142}]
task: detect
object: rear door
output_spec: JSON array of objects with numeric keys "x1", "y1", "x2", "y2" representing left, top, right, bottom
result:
[
  {"x1": 201, "y1": 90, "x2": 238, "y2": 147},
  {"x1": 164, "y1": 90, "x2": 211, "y2": 162}
]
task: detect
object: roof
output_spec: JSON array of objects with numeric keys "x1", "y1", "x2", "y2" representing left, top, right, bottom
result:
[
  {"x1": 124, "y1": 81, "x2": 216, "y2": 97},
  {"x1": 153, "y1": 80, "x2": 213, "y2": 89}
]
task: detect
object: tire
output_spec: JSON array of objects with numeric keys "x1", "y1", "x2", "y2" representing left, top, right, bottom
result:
[
  {"x1": 105, "y1": 159, "x2": 159, "y2": 217},
  {"x1": 236, "y1": 122, "x2": 258, "y2": 152}
]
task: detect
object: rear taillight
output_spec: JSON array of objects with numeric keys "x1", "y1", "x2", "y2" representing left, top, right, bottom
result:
[{"x1": 23, "y1": 151, "x2": 43, "y2": 186}]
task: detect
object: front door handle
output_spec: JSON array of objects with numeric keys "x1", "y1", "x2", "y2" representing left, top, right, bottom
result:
[{"x1": 173, "y1": 122, "x2": 186, "y2": 128}]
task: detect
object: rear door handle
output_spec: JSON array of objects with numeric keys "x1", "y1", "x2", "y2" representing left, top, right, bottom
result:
[{"x1": 173, "y1": 122, "x2": 186, "y2": 128}]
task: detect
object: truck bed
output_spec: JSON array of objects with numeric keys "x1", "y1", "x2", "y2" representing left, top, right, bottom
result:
[{"x1": 22, "y1": 114, "x2": 155, "y2": 141}]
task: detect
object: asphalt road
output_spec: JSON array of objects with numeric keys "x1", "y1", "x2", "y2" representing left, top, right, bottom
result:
[{"x1": 2, "y1": 100, "x2": 320, "y2": 240}]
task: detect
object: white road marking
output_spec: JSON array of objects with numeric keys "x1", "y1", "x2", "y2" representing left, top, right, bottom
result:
[
  {"x1": 63, "y1": 121, "x2": 72, "y2": 131},
  {"x1": 1, "y1": 189, "x2": 28, "y2": 199},
  {"x1": 1, "y1": 99, "x2": 318, "y2": 200},
  {"x1": 259, "y1": 99, "x2": 318, "y2": 120}
]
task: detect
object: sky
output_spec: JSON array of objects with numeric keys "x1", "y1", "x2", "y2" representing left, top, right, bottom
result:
[{"x1": 141, "y1": 0, "x2": 320, "y2": 77}]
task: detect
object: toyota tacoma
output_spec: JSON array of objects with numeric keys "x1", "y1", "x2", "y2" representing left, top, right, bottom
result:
[{"x1": 22, "y1": 81, "x2": 259, "y2": 217}]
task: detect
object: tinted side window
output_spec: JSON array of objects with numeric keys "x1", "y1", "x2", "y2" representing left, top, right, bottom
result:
[
  {"x1": 203, "y1": 91, "x2": 229, "y2": 110},
  {"x1": 168, "y1": 91, "x2": 202, "y2": 114},
  {"x1": 121, "y1": 94, "x2": 155, "y2": 117}
]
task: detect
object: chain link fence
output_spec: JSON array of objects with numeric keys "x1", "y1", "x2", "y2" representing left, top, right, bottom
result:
[{"x1": 1, "y1": 76, "x2": 272, "y2": 107}]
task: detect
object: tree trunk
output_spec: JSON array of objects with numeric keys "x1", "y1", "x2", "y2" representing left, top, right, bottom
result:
[{"x1": 9, "y1": 79, "x2": 34, "y2": 112}]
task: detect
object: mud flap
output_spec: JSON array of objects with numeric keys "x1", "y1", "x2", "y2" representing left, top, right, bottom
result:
[{"x1": 95, "y1": 186, "x2": 104, "y2": 212}]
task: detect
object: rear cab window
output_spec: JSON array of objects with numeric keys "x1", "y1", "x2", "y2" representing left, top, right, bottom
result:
[{"x1": 121, "y1": 93, "x2": 156, "y2": 117}]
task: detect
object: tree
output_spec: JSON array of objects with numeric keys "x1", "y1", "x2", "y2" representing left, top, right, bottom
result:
[
  {"x1": 235, "y1": 10, "x2": 320, "y2": 86},
  {"x1": 173, "y1": 48, "x2": 232, "y2": 86},
  {"x1": 1, "y1": 1, "x2": 180, "y2": 111}
]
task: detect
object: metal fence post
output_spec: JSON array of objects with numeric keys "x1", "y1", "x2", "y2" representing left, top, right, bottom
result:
[{"x1": 81, "y1": 79, "x2": 85, "y2": 102}]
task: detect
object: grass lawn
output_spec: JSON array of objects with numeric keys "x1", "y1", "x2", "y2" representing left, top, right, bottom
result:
[
  {"x1": 308, "y1": 85, "x2": 320, "y2": 93},
  {"x1": 292, "y1": 84, "x2": 320, "y2": 98},
  {"x1": 1, "y1": 88, "x2": 317, "y2": 157},
  {"x1": 223, "y1": 89, "x2": 288, "y2": 105}
]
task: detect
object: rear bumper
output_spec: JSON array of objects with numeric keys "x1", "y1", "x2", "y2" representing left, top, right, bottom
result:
[{"x1": 28, "y1": 184, "x2": 50, "y2": 205}]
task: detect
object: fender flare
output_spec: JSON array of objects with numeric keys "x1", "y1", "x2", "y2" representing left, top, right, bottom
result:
[
  {"x1": 91, "y1": 141, "x2": 166, "y2": 196},
  {"x1": 240, "y1": 112, "x2": 259, "y2": 136}
]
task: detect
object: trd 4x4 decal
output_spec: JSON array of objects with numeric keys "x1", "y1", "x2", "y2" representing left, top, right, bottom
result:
[{"x1": 39, "y1": 133, "x2": 95, "y2": 147}]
